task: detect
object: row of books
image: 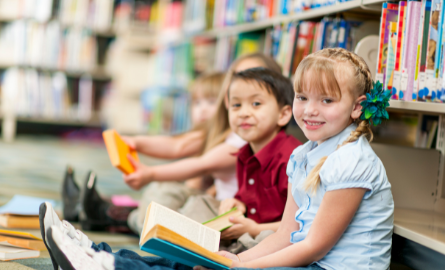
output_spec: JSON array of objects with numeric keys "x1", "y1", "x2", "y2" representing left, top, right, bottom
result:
[
  {"x1": 377, "y1": 0, "x2": 445, "y2": 102},
  {"x1": 268, "y1": 18, "x2": 376, "y2": 78},
  {"x1": 0, "y1": 20, "x2": 98, "y2": 72},
  {"x1": 1, "y1": 68, "x2": 95, "y2": 121},
  {"x1": 116, "y1": 0, "x2": 355, "y2": 37},
  {"x1": 0, "y1": 0, "x2": 115, "y2": 32},
  {"x1": 141, "y1": 88, "x2": 192, "y2": 135}
]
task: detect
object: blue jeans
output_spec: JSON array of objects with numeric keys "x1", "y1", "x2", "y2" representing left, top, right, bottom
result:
[{"x1": 92, "y1": 242, "x2": 324, "y2": 270}]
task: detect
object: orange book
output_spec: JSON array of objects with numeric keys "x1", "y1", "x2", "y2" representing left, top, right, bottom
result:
[
  {"x1": 0, "y1": 214, "x2": 39, "y2": 229},
  {"x1": 0, "y1": 229, "x2": 45, "y2": 251},
  {"x1": 102, "y1": 129, "x2": 139, "y2": 174}
]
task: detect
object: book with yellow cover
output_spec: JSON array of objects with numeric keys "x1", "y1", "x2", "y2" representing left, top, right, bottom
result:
[
  {"x1": 0, "y1": 214, "x2": 40, "y2": 229},
  {"x1": 102, "y1": 129, "x2": 139, "y2": 174},
  {"x1": 140, "y1": 202, "x2": 232, "y2": 270},
  {"x1": 0, "y1": 229, "x2": 45, "y2": 251}
]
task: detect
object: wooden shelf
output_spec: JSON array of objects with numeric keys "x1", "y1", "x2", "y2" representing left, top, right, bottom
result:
[
  {"x1": 394, "y1": 208, "x2": 445, "y2": 255},
  {"x1": 12, "y1": 113, "x2": 102, "y2": 127},
  {"x1": 389, "y1": 100, "x2": 445, "y2": 114},
  {"x1": 0, "y1": 64, "x2": 111, "y2": 80}
]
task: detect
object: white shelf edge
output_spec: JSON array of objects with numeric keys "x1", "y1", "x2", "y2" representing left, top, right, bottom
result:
[
  {"x1": 394, "y1": 208, "x2": 445, "y2": 255},
  {"x1": 1, "y1": 112, "x2": 103, "y2": 127},
  {"x1": 389, "y1": 100, "x2": 445, "y2": 114}
]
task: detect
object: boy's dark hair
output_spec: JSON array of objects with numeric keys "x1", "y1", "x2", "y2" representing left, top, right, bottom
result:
[{"x1": 230, "y1": 67, "x2": 294, "y2": 108}]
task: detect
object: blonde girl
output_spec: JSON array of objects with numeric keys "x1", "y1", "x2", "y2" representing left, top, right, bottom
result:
[{"x1": 208, "y1": 48, "x2": 394, "y2": 270}]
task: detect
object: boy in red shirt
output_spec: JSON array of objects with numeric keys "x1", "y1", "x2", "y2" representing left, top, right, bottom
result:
[{"x1": 219, "y1": 67, "x2": 302, "y2": 241}]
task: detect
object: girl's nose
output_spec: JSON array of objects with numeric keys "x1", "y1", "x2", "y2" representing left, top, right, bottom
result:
[{"x1": 304, "y1": 101, "x2": 318, "y2": 116}]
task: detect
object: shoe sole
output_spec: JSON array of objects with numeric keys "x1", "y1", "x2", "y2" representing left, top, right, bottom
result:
[
  {"x1": 39, "y1": 203, "x2": 59, "y2": 270},
  {"x1": 47, "y1": 228, "x2": 76, "y2": 270}
]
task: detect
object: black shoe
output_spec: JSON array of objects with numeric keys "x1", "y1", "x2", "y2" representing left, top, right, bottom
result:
[
  {"x1": 62, "y1": 166, "x2": 81, "y2": 222},
  {"x1": 79, "y1": 171, "x2": 134, "y2": 233}
]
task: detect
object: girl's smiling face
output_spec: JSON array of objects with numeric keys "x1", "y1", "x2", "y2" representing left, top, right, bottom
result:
[{"x1": 293, "y1": 68, "x2": 365, "y2": 145}]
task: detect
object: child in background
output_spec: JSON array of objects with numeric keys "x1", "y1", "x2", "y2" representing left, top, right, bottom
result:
[
  {"x1": 79, "y1": 54, "x2": 283, "y2": 234},
  {"x1": 39, "y1": 66, "x2": 302, "y2": 270}
]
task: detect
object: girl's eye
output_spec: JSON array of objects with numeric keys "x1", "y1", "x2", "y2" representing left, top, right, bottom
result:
[
  {"x1": 323, "y1": 99, "x2": 333, "y2": 104},
  {"x1": 253, "y1": 102, "x2": 261, "y2": 106},
  {"x1": 231, "y1": 103, "x2": 241, "y2": 108},
  {"x1": 296, "y1": 96, "x2": 307, "y2": 101}
]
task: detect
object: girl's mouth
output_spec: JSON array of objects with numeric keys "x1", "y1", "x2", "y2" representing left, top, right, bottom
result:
[{"x1": 303, "y1": 120, "x2": 325, "y2": 130}]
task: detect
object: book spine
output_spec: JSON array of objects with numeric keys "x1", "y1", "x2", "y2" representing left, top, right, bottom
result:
[
  {"x1": 413, "y1": 0, "x2": 428, "y2": 101},
  {"x1": 385, "y1": 22, "x2": 398, "y2": 94},
  {"x1": 418, "y1": 0, "x2": 432, "y2": 101},
  {"x1": 376, "y1": 3, "x2": 388, "y2": 84},
  {"x1": 424, "y1": 0, "x2": 442, "y2": 101},
  {"x1": 434, "y1": 0, "x2": 445, "y2": 101},
  {"x1": 382, "y1": 3, "x2": 399, "y2": 87},
  {"x1": 404, "y1": 1, "x2": 422, "y2": 101}
]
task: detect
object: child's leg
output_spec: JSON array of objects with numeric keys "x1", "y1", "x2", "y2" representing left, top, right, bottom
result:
[
  {"x1": 113, "y1": 250, "x2": 192, "y2": 270},
  {"x1": 179, "y1": 194, "x2": 220, "y2": 223},
  {"x1": 128, "y1": 182, "x2": 202, "y2": 234}
]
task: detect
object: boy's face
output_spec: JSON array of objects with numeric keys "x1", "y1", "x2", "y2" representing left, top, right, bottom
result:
[
  {"x1": 228, "y1": 79, "x2": 291, "y2": 152},
  {"x1": 191, "y1": 92, "x2": 217, "y2": 126}
]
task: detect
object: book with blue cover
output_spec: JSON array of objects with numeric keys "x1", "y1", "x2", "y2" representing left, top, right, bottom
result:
[{"x1": 139, "y1": 202, "x2": 233, "y2": 270}]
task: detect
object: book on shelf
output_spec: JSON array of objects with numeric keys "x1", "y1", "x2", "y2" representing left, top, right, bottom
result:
[
  {"x1": 0, "y1": 229, "x2": 45, "y2": 251},
  {"x1": 139, "y1": 202, "x2": 232, "y2": 270},
  {"x1": 103, "y1": 129, "x2": 139, "y2": 175},
  {"x1": 417, "y1": 0, "x2": 432, "y2": 101},
  {"x1": 391, "y1": 1, "x2": 407, "y2": 99}
]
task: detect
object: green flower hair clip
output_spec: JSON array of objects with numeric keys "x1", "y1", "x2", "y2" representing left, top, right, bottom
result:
[{"x1": 359, "y1": 81, "x2": 391, "y2": 126}]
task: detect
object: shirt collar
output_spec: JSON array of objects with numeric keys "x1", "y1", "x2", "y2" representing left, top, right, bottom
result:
[
  {"x1": 306, "y1": 124, "x2": 357, "y2": 168},
  {"x1": 238, "y1": 129, "x2": 288, "y2": 167}
]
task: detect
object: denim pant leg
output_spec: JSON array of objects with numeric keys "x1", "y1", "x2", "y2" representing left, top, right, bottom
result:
[
  {"x1": 233, "y1": 265, "x2": 324, "y2": 270},
  {"x1": 91, "y1": 242, "x2": 113, "y2": 252}
]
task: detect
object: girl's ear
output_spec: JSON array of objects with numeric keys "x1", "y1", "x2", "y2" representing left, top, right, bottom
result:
[
  {"x1": 278, "y1": 105, "x2": 293, "y2": 127},
  {"x1": 351, "y1": 94, "x2": 366, "y2": 120}
]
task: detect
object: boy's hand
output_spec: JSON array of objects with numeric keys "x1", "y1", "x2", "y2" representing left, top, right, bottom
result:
[
  {"x1": 121, "y1": 136, "x2": 136, "y2": 150},
  {"x1": 123, "y1": 155, "x2": 153, "y2": 190},
  {"x1": 221, "y1": 216, "x2": 259, "y2": 240},
  {"x1": 218, "y1": 198, "x2": 246, "y2": 215}
]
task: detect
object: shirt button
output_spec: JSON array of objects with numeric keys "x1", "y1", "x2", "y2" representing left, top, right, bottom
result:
[
  {"x1": 250, "y1": 208, "x2": 256, "y2": 214},
  {"x1": 248, "y1": 178, "x2": 255, "y2": 185}
]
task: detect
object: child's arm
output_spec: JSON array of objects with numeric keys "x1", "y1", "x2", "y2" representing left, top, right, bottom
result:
[
  {"x1": 234, "y1": 188, "x2": 367, "y2": 268},
  {"x1": 123, "y1": 143, "x2": 238, "y2": 190},
  {"x1": 122, "y1": 130, "x2": 204, "y2": 160}
]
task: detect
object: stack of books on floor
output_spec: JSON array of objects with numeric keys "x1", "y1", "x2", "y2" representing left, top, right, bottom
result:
[{"x1": 0, "y1": 195, "x2": 54, "y2": 261}]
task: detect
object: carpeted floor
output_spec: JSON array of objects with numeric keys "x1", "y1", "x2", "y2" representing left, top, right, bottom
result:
[{"x1": 0, "y1": 135, "x2": 163, "y2": 269}]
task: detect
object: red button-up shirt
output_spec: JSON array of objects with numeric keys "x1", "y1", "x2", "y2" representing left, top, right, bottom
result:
[{"x1": 234, "y1": 130, "x2": 302, "y2": 224}]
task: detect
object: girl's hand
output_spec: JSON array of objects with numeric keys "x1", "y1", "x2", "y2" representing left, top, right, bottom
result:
[
  {"x1": 219, "y1": 198, "x2": 246, "y2": 215},
  {"x1": 221, "y1": 217, "x2": 259, "y2": 240},
  {"x1": 121, "y1": 136, "x2": 137, "y2": 150},
  {"x1": 216, "y1": 250, "x2": 239, "y2": 261},
  {"x1": 122, "y1": 155, "x2": 153, "y2": 190}
]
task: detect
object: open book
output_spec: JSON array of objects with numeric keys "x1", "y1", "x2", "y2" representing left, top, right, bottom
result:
[
  {"x1": 203, "y1": 207, "x2": 244, "y2": 232},
  {"x1": 0, "y1": 229, "x2": 46, "y2": 251},
  {"x1": 140, "y1": 202, "x2": 232, "y2": 270}
]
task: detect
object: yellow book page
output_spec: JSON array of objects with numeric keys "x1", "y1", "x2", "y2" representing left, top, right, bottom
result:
[{"x1": 0, "y1": 229, "x2": 41, "y2": 240}]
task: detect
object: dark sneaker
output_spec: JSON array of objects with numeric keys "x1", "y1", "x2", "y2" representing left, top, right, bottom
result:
[
  {"x1": 62, "y1": 166, "x2": 81, "y2": 222},
  {"x1": 39, "y1": 202, "x2": 93, "y2": 270},
  {"x1": 79, "y1": 171, "x2": 135, "y2": 232},
  {"x1": 47, "y1": 226, "x2": 114, "y2": 270}
]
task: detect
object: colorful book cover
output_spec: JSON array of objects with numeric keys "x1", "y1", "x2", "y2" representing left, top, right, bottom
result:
[
  {"x1": 376, "y1": 3, "x2": 388, "y2": 84},
  {"x1": 418, "y1": 0, "x2": 432, "y2": 101},
  {"x1": 423, "y1": 0, "x2": 442, "y2": 101},
  {"x1": 402, "y1": 1, "x2": 422, "y2": 101},
  {"x1": 397, "y1": 1, "x2": 413, "y2": 99},
  {"x1": 381, "y1": 3, "x2": 399, "y2": 87},
  {"x1": 385, "y1": 22, "x2": 398, "y2": 93}
]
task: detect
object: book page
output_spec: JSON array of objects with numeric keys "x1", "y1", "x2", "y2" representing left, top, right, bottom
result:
[{"x1": 145, "y1": 202, "x2": 220, "y2": 252}]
